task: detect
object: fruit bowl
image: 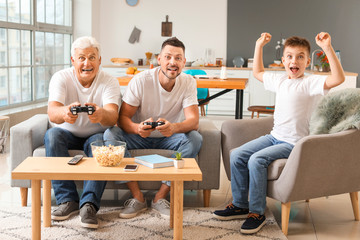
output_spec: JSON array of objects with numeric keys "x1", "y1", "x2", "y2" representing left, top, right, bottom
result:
[{"x1": 91, "y1": 140, "x2": 126, "y2": 167}]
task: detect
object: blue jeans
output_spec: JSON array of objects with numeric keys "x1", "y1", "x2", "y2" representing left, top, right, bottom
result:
[
  {"x1": 103, "y1": 126, "x2": 203, "y2": 185},
  {"x1": 230, "y1": 134, "x2": 294, "y2": 215},
  {"x1": 44, "y1": 127, "x2": 107, "y2": 210}
]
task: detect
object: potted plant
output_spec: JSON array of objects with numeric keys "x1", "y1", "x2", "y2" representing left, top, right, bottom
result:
[{"x1": 173, "y1": 152, "x2": 185, "y2": 169}]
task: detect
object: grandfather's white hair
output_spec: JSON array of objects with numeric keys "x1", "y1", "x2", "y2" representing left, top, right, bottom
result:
[{"x1": 71, "y1": 36, "x2": 101, "y2": 57}]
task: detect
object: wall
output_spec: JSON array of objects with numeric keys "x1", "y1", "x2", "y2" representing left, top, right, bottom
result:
[
  {"x1": 227, "y1": 0, "x2": 360, "y2": 85},
  {"x1": 93, "y1": 0, "x2": 228, "y2": 65}
]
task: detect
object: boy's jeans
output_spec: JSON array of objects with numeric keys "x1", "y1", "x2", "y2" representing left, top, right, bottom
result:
[
  {"x1": 44, "y1": 127, "x2": 107, "y2": 210},
  {"x1": 103, "y1": 126, "x2": 203, "y2": 185},
  {"x1": 230, "y1": 134, "x2": 294, "y2": 215}
]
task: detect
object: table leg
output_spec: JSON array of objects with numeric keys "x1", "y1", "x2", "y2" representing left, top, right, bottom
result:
[
  {"x1": 31, "y1": 180, "x2": 41, "y2": 240},
  {"x1": 43, "y1": 180, "x2": 51, "y2": 227},
  {"x1": 170, "y1": 181, "x2": 174, "y2": 228},
  {"x1": 235, "y1": 89, "x2": 244, "y2": 119},
  {"x1": 173, "y1": 180, "x2": 184, "y2": 240}
]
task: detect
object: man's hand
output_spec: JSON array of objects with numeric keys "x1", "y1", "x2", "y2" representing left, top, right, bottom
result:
[
  {"x1": 156, "y1": 118, "x2": 175, "y2": 137},
  {"x1": 138, "y1": 118, "x2": 155, "y2": 138},
  {"x1": 256, "y1": 32, "x2": 272, "y2": 48},
  {"x1": 64, "y1": 102, "x2": 80, "y2": 124},
  {"x1": 315, "y1": 32, "x2": 331, "y2": 50},
  {"x1": 86, "y1": 103, "x2": 102, "y2": 123}
]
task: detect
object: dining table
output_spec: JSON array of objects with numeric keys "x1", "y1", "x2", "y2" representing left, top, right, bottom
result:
[{"x1": 117, "y1": 76, "x2": 248, "y2": 119}]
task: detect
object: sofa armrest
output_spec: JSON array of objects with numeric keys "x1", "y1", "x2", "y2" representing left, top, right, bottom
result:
[
  {"x1": 197, "y1": 118, "x2": 221, "y2": 189},
  {"x1": 221, "y1": 117, "x2": 273, "y2": 180},
  {"x1": 10, "y1": 114, "x2": 49, "y2": 187},
  {"x1": 269, "y1": 129, "x2": 360, "y2": 202}
]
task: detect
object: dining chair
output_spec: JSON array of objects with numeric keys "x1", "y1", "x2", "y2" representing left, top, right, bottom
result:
[{"x1": 183, "y1": 69, "x2": 210, "y2": 116}]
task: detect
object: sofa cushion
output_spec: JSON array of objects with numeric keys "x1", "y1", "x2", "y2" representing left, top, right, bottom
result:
[
  {"x1": 267, "y1": 159, "x2": 287, "y2": 180},
  {"x1": 33, "y1": 146, "x2": 175, "y2": 158}
]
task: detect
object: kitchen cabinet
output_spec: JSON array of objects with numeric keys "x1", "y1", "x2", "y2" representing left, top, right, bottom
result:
[{"x1": 201, "y1": 69, "x2": 251, "y2": 116}]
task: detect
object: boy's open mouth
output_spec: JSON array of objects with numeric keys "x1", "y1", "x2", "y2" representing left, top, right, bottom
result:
[{"x1": 290, "y1": 67, "x2": 299, "y2": 73}]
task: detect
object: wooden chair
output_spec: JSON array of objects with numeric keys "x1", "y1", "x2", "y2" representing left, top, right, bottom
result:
[{"x1": 247, "y1": 105, "x2": 275, "y2": 119}]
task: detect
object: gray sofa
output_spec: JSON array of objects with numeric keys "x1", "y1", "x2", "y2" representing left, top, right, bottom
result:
[
  {"x1": 11, "y1": 114, "x2": 221, "y2": 207},
  {"x1": 221, "y1": 116, "x2": 360, "y2": 235}
]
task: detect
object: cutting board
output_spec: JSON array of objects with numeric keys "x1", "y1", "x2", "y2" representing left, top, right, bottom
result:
[{"x1": 161, "y1": 15, "x2": 172, "y2": 37}]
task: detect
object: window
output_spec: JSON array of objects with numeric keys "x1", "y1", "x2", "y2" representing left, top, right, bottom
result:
[{"x1": 0, "y1": 0, "x2": 72, "y2": 109}]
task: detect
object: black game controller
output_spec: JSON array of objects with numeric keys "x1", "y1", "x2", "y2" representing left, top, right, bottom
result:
[
  {"x1": 70, "y1": 106, "x2": 95, "y2": 115},
  {"x1": 143, "y1": 121, "x2": 165, "y2": 128}
]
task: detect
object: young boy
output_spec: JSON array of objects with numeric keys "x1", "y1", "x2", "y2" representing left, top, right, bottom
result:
[{"x1": 213, "y1": 32, "x2": 345, "y2": 234}]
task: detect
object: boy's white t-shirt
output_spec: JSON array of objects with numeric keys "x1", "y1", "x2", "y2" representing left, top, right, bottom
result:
[
  {"x1": 48, "y1": 67, "x2": 121, "y2": 138},
  {"x1": 263, "y1": 72, "x2": 328, "y2": 145},
  {"x1": 123, "y1": 67, "x2": 198, "y2": 137}
]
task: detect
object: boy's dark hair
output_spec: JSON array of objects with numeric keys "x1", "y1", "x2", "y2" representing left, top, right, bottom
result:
[
  {"x1": 161, "y1": 37, "x2": 185, "y2": 53},
  {"x1": 284, "y1": 36, "x2": 311, "y2": 55}
]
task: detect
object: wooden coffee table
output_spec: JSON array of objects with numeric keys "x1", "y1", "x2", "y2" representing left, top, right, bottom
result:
[{"x1": 12, "y1": 157, "x2": 202, "y2": 240}]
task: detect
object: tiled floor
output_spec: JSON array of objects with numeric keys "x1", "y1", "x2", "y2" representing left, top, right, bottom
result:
[{"x1": 1, "y1": 114, "x2": 360, "y2": 239}]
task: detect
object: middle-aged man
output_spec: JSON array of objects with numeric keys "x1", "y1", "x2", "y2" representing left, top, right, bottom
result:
[
  {"x1": 104, "y1": 37, "x2": 202, "y2": 219},
  {"x1": 44, "y1": 36, "x2": 121, "y2": 229}
]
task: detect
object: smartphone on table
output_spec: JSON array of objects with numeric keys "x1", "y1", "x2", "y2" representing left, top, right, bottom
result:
[{"x1": 124, "y1": 164, "x2": 138, "y2": 171}]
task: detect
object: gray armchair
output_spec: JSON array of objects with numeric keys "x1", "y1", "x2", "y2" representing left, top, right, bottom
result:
[
  {"x1": 221, "y1": 116, "x2": 360, "y2": 235},
  {"x1": 11, "y1": 114, "x2": 221, "y2": 208}
]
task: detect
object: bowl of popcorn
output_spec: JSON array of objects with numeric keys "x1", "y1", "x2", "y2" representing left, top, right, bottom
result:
[{"x1": 91, "y1": 140, "x2": 126, "y2": 167}]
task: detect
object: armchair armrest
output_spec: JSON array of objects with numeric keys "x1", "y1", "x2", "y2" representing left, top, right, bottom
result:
[
  {"x1": 197, "y1": 118, "x2": 221, "y2": 189},
  {"x1": 269, "y1": 129, "x2": 360, "y2": 203},
  {"x1": 221, "y1": 117, "x2": 273, "y2": 180},
  {"x1": 10, "y1": 114, "x2": 49, "y2": 187}
]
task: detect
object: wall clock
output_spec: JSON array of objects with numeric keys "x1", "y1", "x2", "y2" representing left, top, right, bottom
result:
[{"x1": 126, "y1": 0, "x2": 139, "y2": 7}]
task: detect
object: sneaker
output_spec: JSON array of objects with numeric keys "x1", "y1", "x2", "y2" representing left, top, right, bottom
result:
[
  {"x1": 51, "y1": 201, "x2": 79, "y2": 221},
  {"x1": 119, "y1": 198, "x2": 147, "y2": 219},
  {"x1": 151, "y1": 198, "x2": 170, "y2": 218},
  {"x1": 80, "y1": 203, "x2": 99, "y2": 229},
  {"x1": 241, "y1": 213, "x2": 266, "y2": 234},
  {"x1": 213, "y1": 203, "x2": 249, "y2": 220}
]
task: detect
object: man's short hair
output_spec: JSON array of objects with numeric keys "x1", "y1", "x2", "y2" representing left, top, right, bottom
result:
[
  {"x1": 161, "y1": 37, "x2": 185, "y2": 53},
  {"x1": 71, "y1": 36, "x2": 101, "y2": 58},
  {"x1": 284, "y1": 36, "x2": 311, "y2": 56}
]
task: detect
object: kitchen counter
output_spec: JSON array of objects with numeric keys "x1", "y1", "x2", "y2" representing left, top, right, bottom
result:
[{"x1": 102, "y1": 65, "x2": 358, "y2": 77}]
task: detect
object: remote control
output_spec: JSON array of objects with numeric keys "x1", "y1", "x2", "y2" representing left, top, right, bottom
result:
[{"x1": 68, "y1": 155, "x2": 83, "y2": 165}]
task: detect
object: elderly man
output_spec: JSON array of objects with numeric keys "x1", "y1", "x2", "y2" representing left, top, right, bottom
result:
[
  {"x1": 44, "y1": 36, "x2": 121, "y2": 229},
  {"x1": 104, "y1": 37, "x2": 202, "y2": 219}
]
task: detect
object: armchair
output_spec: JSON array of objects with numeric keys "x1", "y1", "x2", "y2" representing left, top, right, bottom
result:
[
  {"x1": 221, "y1": 116, "x2": 360, "y2": 235},
  {"x1": 11, "y1": 114, "x2": 221, "y2": 208}
]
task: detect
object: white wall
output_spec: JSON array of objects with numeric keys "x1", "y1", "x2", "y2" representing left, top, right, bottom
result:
[
  {"x1": 78, "y1": 0, "x2": 227, "y2": 65},
  {"x1": 73, "y1": 0, "x2": 93, "y2": 39}
]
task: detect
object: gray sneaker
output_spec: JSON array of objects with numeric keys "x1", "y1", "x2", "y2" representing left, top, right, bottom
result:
[
  {"x1": 51, "y1": 201, "x2": 79, "y2": 221},
  {"x1": 119, "y1": 198, "x2": 147, "y2": 219},
  {"x1": 80, "y1": 203, "x2": 98, "y2": 229},
  {"x1": 151, "y1": 199, "x2": 170, "y2": 218}
]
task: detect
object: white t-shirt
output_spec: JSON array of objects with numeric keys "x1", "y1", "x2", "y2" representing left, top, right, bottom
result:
[
  {"x1": 123, "y1": 67, "x2": 198, "y2": 137},
  {"x1": 263, "y1": 72, "x2": 328, "y2": 145},
  {"x1": 48, "y1": 67, "x2": 121, "y2": 138}
]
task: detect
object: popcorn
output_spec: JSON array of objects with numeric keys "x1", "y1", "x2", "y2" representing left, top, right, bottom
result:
[{"x1": 93, "y1": 144, "x2": 125, "y2": 167}]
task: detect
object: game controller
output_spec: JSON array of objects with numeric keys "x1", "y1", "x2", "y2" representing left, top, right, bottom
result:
[
  {"x1": 143, "y1": 121, "x2": 165, "y2": 128},
  {"x1": 70, "y1": 106, "x2": 95, "y2": 115}
]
